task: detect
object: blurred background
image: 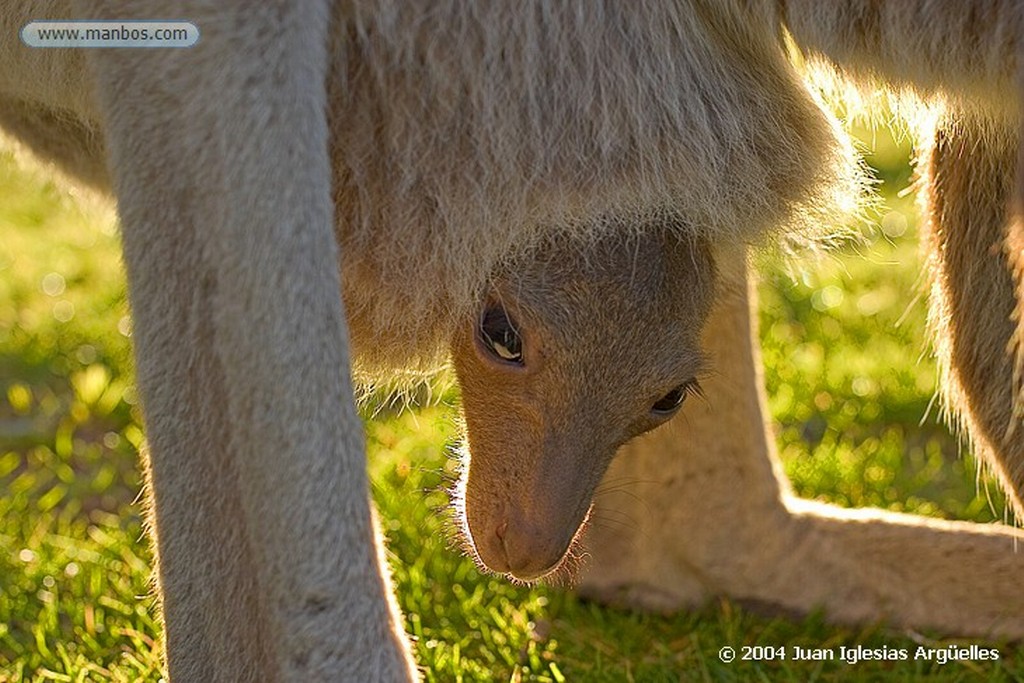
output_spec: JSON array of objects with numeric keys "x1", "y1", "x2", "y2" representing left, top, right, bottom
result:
[{"x1": 0, "y1": 114, "x2": 1014, "y2": 681}]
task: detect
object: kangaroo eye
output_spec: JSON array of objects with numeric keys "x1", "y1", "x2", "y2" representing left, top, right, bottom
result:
[
  {"x1": 479, "y1": 306, "x2": 523, "y2": 365},
  {"x1": 651, "y1": 380, "x2": 700, "y2": 415}
]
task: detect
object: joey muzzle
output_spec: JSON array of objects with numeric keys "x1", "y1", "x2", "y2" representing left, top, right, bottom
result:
[
  {"x1": 460, "y1": 429, "x2": 609, "y2": 581},
  {"x1": 465, "y1": 470, "x2": 593, "y2": 581}
]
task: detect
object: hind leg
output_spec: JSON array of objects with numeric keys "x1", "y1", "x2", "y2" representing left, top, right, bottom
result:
[
  {"x1": 83, "y1": 1, "x2": 416, "y2": 679},
  {"x1": 922, "y1": 113, "x2": 1024, "y2": 513},
  {"x1": 581, "y1": 245, "x2": 1024, "y2": 638},
  {"x1": 1008, "y1": 112, "x2": 1024, "y2": 452}
]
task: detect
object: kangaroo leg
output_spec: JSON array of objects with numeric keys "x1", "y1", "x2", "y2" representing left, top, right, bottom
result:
[
  {"x1": 1008, "y1": 108, "x2": 1024, "y2": 459},
  {"x1": 922, "y1": 114, "x2": 1024, "y2": 513},
  {"x1": 84, "y1": 2, "x2": 416, "y2": 680},
  {"x1": 581, "y1": 246, "x2": 1024, "y2": 638}
]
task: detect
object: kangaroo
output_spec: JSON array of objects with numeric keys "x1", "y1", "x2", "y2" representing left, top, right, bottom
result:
[
  {"x1": 450, "y1": 230, "x2": 714, "y2": 581},
  {"x1": 2, "y1": 0, "x2": 1023, "y2": 680}
]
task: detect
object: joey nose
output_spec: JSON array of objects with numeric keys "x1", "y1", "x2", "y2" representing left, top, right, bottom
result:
[{"x1": 485, "y1": 514, "x2": 566, "y2": 581}]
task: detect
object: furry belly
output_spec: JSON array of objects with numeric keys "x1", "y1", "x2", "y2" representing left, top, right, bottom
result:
[{"x1": 329, "y1": 1, "x2": 862, "y2": 373}]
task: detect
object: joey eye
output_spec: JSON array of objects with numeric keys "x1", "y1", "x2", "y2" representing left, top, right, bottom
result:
[
  {"x1": 651, "y1": 380, "x2": 700, "y2": 416},
  {"x1": 478, "y1": 306, "x2": 523, "y2": 365}
]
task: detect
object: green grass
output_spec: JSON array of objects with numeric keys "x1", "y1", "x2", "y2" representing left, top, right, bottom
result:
[{"x1": 1, "y1": 122, "x2": 1019, "y2": 682}]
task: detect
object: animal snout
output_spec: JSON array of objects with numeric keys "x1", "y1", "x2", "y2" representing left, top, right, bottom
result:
[{"x1": 477, "y1": 512, "x2": 569, "y2": 581}]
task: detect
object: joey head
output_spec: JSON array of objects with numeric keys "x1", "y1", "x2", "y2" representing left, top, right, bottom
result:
[{"x1": 451, "y1": 229, "x2": 715, "y2": 581}]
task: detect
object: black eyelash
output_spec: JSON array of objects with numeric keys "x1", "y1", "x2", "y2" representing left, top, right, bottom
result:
[
  {"x1": 684, "y1": 379, "x2": 704, "y2": 399},
  {"x1": 651, "y1": 378, "x2": 704, "y2": 415}
]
